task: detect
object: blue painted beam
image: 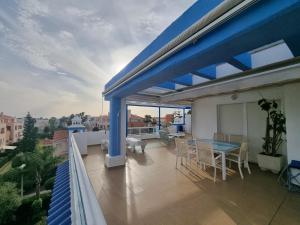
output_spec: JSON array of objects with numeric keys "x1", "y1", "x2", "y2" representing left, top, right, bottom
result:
[
  {"x1": 226, "y1": 52, "x2": 252, "y2": 71},
  {"x1": 104, "y1": 0, "x2": 300, "y2": 99},
  {"x1": 156, "y1": 81, "x2": 176, "y2": 90},
  {"x1": 172, "y1": 74, "x2": 193, "y2": 86},
  {"x1": 192, "y1": 65, "x2": 216, "y2": 80},
  {"x1": 105, "y1": 0, "x2": 223, "y2": 91}
]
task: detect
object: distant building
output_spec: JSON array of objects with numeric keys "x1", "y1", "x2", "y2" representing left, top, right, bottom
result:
[
  {"x1": 41, "y1": 129, "x2": 68, "y2": 156},
  {"x1": 34, "y1": 118, "x2": 49, "y2": 133},
  {"x1": 0, "y1": 119, "x2": 6, "y2": 149},
  {"x1": 127, "y1": 110, "x2": 146, "y2": 127},
  {"x1": 99, "y1": 115, "x2": 109, "y2": 130},
  {"x1": 83, "y1": 116, "x2": 101, "y2": 131},
  {"x1": 0, "y1": 112, "x2": 23, "y2": 147}
]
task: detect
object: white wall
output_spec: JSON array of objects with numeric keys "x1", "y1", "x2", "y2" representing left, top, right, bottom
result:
[
  {"x1": 284, "y1": 83, "x2": 300, "y2": 162},
  {"x1": 192, "y1": 82, "x2": 300, "y2": 163},
  {"x1": 73, "y1": 130, "x2": 109, "y2": 155}
]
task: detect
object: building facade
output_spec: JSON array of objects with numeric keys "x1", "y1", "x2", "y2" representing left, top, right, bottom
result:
[{"x1": 0, "y1": 112, "x2": 23, "y2": 147}]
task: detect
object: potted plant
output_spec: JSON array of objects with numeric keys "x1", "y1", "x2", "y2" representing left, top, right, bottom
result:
[{"x1": 257, "y1": 98, "x2": 286, "y2": 173}]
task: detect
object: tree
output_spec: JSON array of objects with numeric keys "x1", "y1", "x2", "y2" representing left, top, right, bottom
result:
[
  {"x1": 43, "y1": 126, "x2": 50, "y2": 135},
  {"x1": 58, "y1": 116, "x2": 67, "y2": 128},
  {"x1": 19, "y1": 113, "x2": 37, "y2": 152},
  {"x1": 23, "y1": 146, "x2": 61, "y2": 198},
  {"x1": 0, "y1": 182, "x2": 21, "y2": 225},
  {"x1": 144, "y1": 115, "x2": 152, "y2": 126},
  {"x1": 78, "y1": 112, "x2": 88, "y2": 123}
]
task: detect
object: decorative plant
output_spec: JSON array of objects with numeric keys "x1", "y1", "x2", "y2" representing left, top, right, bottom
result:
[{"x1": 258, "y1": 98, "x2": 286, "y2": 156}]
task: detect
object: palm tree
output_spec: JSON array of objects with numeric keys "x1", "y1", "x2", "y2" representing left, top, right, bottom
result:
[{"x1": 23, "y1": 146, "x2": 62, "y2": 198}]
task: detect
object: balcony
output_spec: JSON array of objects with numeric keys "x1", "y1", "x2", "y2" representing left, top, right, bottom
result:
[{"x1": 82, "y1": 139, "x2": 300, "y2": 225}]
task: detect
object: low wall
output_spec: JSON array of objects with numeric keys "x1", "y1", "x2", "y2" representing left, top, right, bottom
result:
[{"x1": 73, "y1": 131, "x2": 109, "y2": 155}]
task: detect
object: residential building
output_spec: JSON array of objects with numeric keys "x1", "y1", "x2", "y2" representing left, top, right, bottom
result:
[
  {"x1": 0, "y1": 119, "x2": 6, "y2": 149},
  {"x1": 41, "y1": 129, "x2": 68, "y2": 156},
  {"x1": 83, "y1": 116, "x2": 101, "y2": 131},
  {"x1": 127, "y1": 110, "x2": 146, "y2": 127},
  {"x1": 34, "y1": 118, "x2": 49, "y2": 133},
  {"x1": 99, "y1": 115, "x2": 109, "y2": 130},
  {"x1": 0, "y1": 112, "x2": 23, "y2": 145}
]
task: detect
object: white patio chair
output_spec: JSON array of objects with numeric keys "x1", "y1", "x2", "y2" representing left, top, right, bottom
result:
[
  {"x1": 213, "y1": 132, "x2": 226, "y2": 142},
  {"x1": 226, "y1": 142, "x2": 251, "y2": 179},
  {"x1": 229, "y1": 134, "x2": 244, "y2": 144},
  {"x1": 175, "y1": 138, "x2": 195, "y2": 168},
  {"x1": 195, "y1": 141, "x2": 221, "y2": 182}
]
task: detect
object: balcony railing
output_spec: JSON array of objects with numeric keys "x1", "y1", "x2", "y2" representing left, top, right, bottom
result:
[
  {"x1": 69, "y1": 135, "x2": 107, "y2": 225},
  {"x1": 127, "y1": 126, "x2": 159, "y2": 139}
]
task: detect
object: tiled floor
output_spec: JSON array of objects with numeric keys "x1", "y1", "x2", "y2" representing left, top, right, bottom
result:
[{"x1": 83, "y1": 140, "x2": 300, "y2": 225}]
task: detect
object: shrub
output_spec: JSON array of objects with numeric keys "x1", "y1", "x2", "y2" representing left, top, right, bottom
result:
[
  {"x1": 44, "y1": 177, "x2": 55, "y2": 190},
  {"x1": 0, "y1": 182, "x2": 21, "y2": 225},
  {"x1": 11, "y1": 153, "x2": 25, "y2": 168},
  {"x1": 35, "y1": 216, "x2": 47, "y2": 225},
  {"x1": 15, "y1": 192, "x2": 51, "y2": 225},
  {"x1": 1, "y1": 168, "x2": 19, "y2": 184},
  {"x1": 32, "y1": 198, "x2": 43, "y2": 221}
]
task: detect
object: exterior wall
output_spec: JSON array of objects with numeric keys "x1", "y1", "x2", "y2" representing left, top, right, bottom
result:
[
  {"x1": 284, "y1": 82, "x2": 300, "y2": 162},
  {"x1": 53, "y1": 139, "x2": 68, "y2": 156},
  {"x1": 0, "y1": 113, "x2": 23, "y2": 145},
  {"x1": 0, "y1": 120, "x2": 6, "y2": 149},
  {"x1": 35, "y1": 118, "x2": 49, "y2": 133},
  {"x1": 73, "y1": 131, "x2": 109, "y2": 155},
  {"x1": 192, "y1": 82, "x2": 300, "y2": 163}
]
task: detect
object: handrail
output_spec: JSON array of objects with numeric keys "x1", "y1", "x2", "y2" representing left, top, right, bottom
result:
[{"x1": 69, "y1": 135, "x2": 107, "y2": 225}]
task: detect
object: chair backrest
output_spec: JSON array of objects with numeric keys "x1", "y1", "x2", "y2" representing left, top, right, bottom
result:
[
  {"x1": 196, "y1": 141, "x2": 215, "y2": 166},
  {"x1": 213, "y1": 132, "x2": 226, "y2": 142},
  {"x1": 239, "y1": 142, "x2": 248, "y2": 160},
  {"x1": 229, "y1": 134, "x2": 244, "y2": 144},
  {"x1": 175, "y1": 138, "x2": 189, "y2": 156}
]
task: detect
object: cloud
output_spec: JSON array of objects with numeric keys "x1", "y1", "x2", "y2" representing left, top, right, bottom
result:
[{"x1": 0, "y1": 0, "x2": 196, "y2": 117}]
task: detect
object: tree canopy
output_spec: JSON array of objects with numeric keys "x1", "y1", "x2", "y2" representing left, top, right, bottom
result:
[
  {"x1": 0, "y1": 182, "x2": 21, "y2": 225},
  {"x1": 19, "y1": 113, "x2": 37, "y2": 152}
]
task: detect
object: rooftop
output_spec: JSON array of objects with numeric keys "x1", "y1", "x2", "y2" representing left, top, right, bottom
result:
[{"x1": 83, "y1": 140, "x2": 300, "y2": 225}]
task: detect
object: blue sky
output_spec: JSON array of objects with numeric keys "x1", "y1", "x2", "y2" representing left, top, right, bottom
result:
[{"x1": 0, "y1": 0, "x2": 195, "y2": 118}]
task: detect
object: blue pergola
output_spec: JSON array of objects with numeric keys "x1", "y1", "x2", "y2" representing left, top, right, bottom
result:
[{"x1": 103, "y1": 0, "x2": 300, "y2": 167}]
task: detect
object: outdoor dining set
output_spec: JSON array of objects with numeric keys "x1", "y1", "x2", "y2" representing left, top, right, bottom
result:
[{"x1": 174, "y1": 132, "x2": 251, "y2": 182}]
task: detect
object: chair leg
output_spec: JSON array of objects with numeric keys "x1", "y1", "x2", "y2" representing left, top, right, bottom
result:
[
  {"x1": 229, "y1": 160, "x2": 232, "y2": 168},
  {"x1": 214, "y1": 166, "x2": 216, "y2": 183},
  {"x1": 246, "y1": 161, "x2": 251, "y2": 174},
  {"x1": 238, "y1": 162, "x2": 244, "y2": 179},
  {"x1": 176, "y1": 156, "x2": 178, "y2": 168}
]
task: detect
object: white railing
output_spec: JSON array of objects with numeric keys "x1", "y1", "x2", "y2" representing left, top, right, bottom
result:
[
  {"x1": 69, "y1": 135, "x2": 107, "y2": 225},
  {"x1": 127, "y1": 126, "x2": 159, "y2": 139}
]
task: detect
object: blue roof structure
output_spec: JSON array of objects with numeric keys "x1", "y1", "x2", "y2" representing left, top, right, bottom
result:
[
  {"x1": 47, "y1": 161, "x2": 71, "y2": 225},
  {"x1": 104, "y1": 0, "x2": 300, "y2": 100}
]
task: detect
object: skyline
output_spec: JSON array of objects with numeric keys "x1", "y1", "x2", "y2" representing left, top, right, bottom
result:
[{"x1": 0, "y1": 0, "x2": 195, "y2": 118}]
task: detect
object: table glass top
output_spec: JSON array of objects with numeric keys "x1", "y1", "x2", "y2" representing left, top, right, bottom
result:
[{"x1": 188, "y1": 139, "x2": 240, "y2": 153}]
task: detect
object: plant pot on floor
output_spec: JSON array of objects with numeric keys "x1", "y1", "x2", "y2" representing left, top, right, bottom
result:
[{"x1": 257, "y1": 153, "x2": 284, "y2": 174}]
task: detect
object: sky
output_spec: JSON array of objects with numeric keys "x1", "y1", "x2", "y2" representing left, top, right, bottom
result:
[{"x1": 0, "y1": 0, "x2": 195, "y2": 118}]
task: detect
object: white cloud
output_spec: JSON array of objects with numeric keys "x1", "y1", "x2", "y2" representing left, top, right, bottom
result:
[{"x1": 0, "y1": 0, "x2": 196, "y2": 117}]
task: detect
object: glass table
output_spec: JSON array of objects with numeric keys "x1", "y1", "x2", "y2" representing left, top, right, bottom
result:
[{"x1": 189, "y1": 139, "x2": 240, "y2": 181}]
